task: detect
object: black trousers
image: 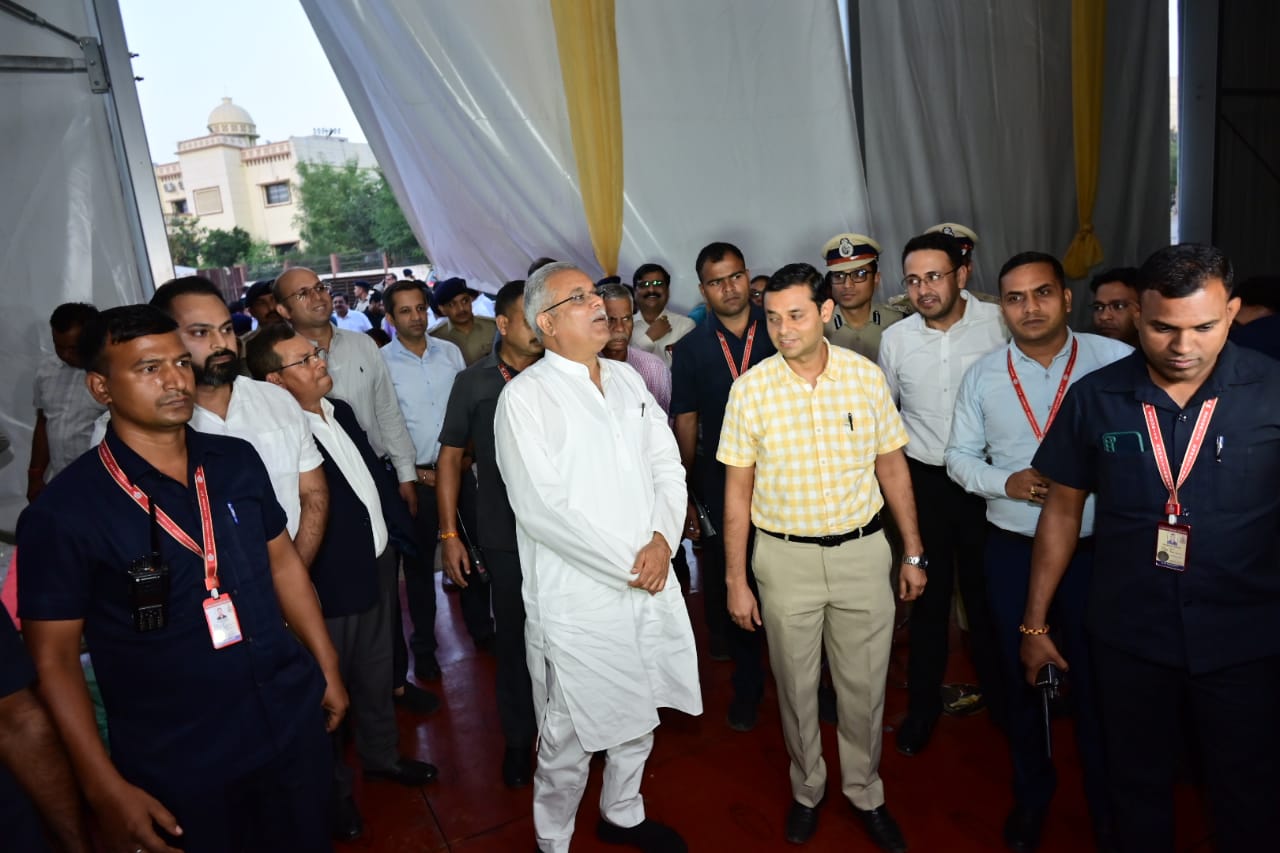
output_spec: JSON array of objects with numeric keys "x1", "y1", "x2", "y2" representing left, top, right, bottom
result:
[
  {"x1": 1093, "y1": 644, "x2": 1280, "y2": 852},
  {"x1": 394, "y1": 471, "x2": 494, "y2": 686},
  {"x1": 486, "y1": 548, "x2": 536, "y2": 749},
  {"x1": 905, "y1": 458, "x2": 1002, "y2": 721},
  {"x1": 700, "y1": 528, "x2": 764, "y2": 703}
]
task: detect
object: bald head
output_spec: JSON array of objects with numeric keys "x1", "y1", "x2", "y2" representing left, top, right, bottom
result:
[{"x1": 273, "y1": 267, "x2": 332, "y2": 331}]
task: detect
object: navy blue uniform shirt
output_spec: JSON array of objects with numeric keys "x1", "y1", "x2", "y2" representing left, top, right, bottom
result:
[
  {"x1": 16, "y1": 426, "x2": 324, "y2": 794},
  {"x1": 1033, "y1": 344, "x2": 1280, "y2": 673},
  {"x1": 670, "y1": 306, "x2": 775, "y2": 520},
  {"x1": 438, "y1": 349, "x2": 522, "y2": 552}
]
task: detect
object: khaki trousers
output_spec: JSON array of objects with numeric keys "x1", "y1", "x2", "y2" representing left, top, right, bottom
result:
[{"x1": 753, "y1": 529, "x2": 895, "y2": 810}]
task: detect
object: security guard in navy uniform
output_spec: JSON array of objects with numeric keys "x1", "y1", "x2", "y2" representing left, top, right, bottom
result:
[
  {"x1": 821, "y1": 233, "x2": 903, "y2": 363},
  {"x1": 1022, "y1": 244, "x2": 1280, "y2": 853}
]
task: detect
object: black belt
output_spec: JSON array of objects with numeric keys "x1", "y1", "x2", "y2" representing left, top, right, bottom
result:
[
  {"x1": 415, "y1": 463, "x2": 436, "y2": 471},
  {"x1": 759, "y1": 515, "x2": 883, "y2": 547},
  {"x1": 989, "y1": 525, "x2": 1094, "y2": 552}
]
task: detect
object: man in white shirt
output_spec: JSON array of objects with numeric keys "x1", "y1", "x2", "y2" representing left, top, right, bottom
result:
[
  {"x1": 945, "y1": 252, "x2": 1128, "y2": 852},
  {"x1": 27, "y1": 303, "x2": 107, "y2": 502},
  {"x1": 630, "y1": 262, "x2": 696, "y2": 367},
  {"x1": 333, "y1": 293, "x2": 373, "y2": 333},
  {"x1": 495, "y1": 262, "x2": 701, "y2": 853},
  {"x1": 273, "y1": 268, "x2": 436, "y2": 713},
  {"x1": 145, "y1": 278, "x2": 329, "y2": 561},
  {"x1": 878, "y1": 231, "x2": 1008, "y2": 757}
]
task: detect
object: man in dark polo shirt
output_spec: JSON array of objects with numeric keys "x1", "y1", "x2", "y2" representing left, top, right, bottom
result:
[
  {"x1": 670, "y1": 241, "x2": 775, "y2": 731},
  {"x1": 437, "y1": 280, "x2": 544, "y2": 788},
  {"x1": 18, "y1": 305, "x2": 347, "y2": 853},
  {"x1": 1022, "y1": 244, "x2": 1280, "y2": 853}
]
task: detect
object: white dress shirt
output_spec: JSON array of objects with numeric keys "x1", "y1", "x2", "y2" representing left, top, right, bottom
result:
[
  {"x1": 494, "y1": 350, "x2": 701, "y2": 752},
  {"x1": 380, "y1": 336, "x2": 466, "y2": 466},
  {"x1": 878, "y1": 291, "x2": 1008, "y2": 465},
  {"x1": 631, "y1": 312, "x2": 696, "y2": 367},
  {"x1": 333, "y1": 310, "x2": 372, "y2": 332},
  {"x1": 33, "y1": 356, "x2": 106, "y2": 480},
  {"x1": 319, "y1": 328, "x2": 418, "y2": 483},
  {"x1": 306, "y1": 398, "x2": 388, "y2": 556},
  {"x1": 89, "y1": 378, "x2": 323, "y2": 537},
  {"x1": 945, "y1": 330, "x2": 1133, "y2": 537}
]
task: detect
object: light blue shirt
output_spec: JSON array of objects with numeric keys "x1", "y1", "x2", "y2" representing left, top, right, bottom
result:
[
  {"x1": 380, "y1": 336, "x2": 466, "y2": 465},
  {"x1": 945, "y1": 330, "x2": 1132, "y2": 537}
]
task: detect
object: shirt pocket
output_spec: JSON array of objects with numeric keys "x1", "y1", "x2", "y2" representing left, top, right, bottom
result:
[
  {"x1": 1096, "y1": 443, "x2": 1154, "y2": 512},
  {"x1": 1210, "y1": 432, "x2": 1280, "y2": 513}
]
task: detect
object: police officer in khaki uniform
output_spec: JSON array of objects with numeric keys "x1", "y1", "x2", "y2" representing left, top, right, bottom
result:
[{"x1": 821, "y1": 233, "x2": 903, "y2": 363}]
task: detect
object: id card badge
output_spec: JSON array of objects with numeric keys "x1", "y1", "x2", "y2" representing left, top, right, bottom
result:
[
  {"x1": 203, "y1": 593, "x2": 243, "y2": 649},
  {"x1": 1154, "y1": 522, "x2": 1190, "y2": 572}
]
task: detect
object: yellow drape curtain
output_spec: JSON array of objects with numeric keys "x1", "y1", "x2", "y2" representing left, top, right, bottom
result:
[
  {"x1": 549, "y1": 0, "x2": 623, "y2": 277},
  {"x1": 1063, "y1": 0, "x2": 1107, "y2": 279}
]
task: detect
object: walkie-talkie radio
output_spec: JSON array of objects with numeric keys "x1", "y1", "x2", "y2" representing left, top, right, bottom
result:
[
  {"x1": 456, "y1": 510, "x2": 491, "y2": 584},
  {"x1": 127, "y1": 497, "x2": 170, "y2": 632}
]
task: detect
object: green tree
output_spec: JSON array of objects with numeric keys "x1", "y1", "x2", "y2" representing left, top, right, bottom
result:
[
  {"x1": 200, "y1": 226, "x2": 253, "y2": 268},
  {"x1": 294, "y1": 160, "x2": 423, "y2": 260},
  {"x1": 167, "y1": 216, "x2": 205, "y2": 267}
]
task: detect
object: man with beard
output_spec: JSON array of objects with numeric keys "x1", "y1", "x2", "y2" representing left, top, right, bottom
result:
[
  {"x1": 820, "y1": 233, "x2": 903, "y2": 363},
  {"x1": 599, "y1": 283, "x2": 671, "y2": 413},
  {"x1": 878, "y1": 232, "x2": 1007, "y2": 757},
  {"x1": 146, "y1": 277, "x2": 329, "y2": 563},
  {"x1": 670, "y1": 241, "x2": 774, "y2": 729},
  {"x1": 631, "y1": 263, "x2": 696, "y2": 367},
  {"x1": 437, "y1": 280, "x2": 544, "y2": 789}
]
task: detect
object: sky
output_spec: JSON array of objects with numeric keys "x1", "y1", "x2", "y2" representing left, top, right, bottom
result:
[{"x1": 117, "y1": 0, "x2": 367, "y2": 162}]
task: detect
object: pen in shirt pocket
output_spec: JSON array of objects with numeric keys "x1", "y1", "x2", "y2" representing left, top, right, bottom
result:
[
  {"x1": 846, "y1": 412, "x2": 854, "y2": 431},
  {"x1": 1215, "y1": 435, "x2": 1224, "y2": 462},
  {"x1": 227, "y1": 502, "x2": 240, "y2": 525}
]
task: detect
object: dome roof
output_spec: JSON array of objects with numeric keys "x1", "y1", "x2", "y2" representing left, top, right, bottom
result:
[{"x1": 207, "y1": 98, "x2": 257, "y2": 136}]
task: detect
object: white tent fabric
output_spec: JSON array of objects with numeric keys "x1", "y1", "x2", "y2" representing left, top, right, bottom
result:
[
  {"x1": 1, "y1": 0, "x2": 159, "y2": 531},
  {"x1": 858, "y1": 0, "x2": 1170, "y2": 312},
  {"x1": 299, "y1": 0, "x2": 869, "y2": 307}
]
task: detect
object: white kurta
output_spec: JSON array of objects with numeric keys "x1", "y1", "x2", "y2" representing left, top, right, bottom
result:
[{"x1": 494, "y1": 350, "x2": 701, "y2": 752}]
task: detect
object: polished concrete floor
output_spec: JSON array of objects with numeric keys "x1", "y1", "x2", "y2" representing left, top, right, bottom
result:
[{"x1": 343, "y1": 549, "x2": 1213, "y2": 852}]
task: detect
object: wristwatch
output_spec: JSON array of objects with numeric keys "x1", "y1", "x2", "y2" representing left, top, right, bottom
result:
[{"x1": 902, "y1": 555, "x2": 929, "y2": 570}]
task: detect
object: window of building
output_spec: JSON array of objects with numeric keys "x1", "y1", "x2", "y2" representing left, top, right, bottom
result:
[
  {"x1": 263, "y1": 182, "x2": 291, "y2": 206},
  {"x1": 171, "y1": 199, "x2": 188, "y2": 215},
  {"x1": 193, "y1": 187, "x2": 223, "y2": 216}
]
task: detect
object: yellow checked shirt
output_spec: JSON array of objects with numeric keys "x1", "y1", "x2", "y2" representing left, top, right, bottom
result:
[{"x1": 717, "y1": 344, "x2": 908, "y2": 536}]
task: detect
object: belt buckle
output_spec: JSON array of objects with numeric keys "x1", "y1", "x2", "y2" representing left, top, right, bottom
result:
[{"x1": 817, "y1": 533, "x2": 843, "y2": 548}]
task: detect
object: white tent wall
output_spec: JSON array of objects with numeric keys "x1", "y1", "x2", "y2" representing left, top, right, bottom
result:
[
  {"x1": 298, "y1": 0, "x2": 870, "y2": 307},
  {"x1": 0, "y1": 0, "x2": 169, "y2": 533},
  {"x1": 859, "y1": 0, "x2": 1170, "y2": 320}
]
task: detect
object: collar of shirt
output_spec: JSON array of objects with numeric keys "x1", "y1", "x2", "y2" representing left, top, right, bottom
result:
[
  {"x1": 1105, "y1": 341, "x2": 1262, "y2": 409},
  {"x1": 543, "y1": 348, "x2": 612, "y2": 383},
  {"x1": 776, "y1": 340, "x2": 847, "y2": 389},
  {"x1": 388, "y1": 334, "x2": 440, "y2": 363},
  {"x1": 103, "y1": 423, "x2": 220, "y2": 489},
  {"x1": 1008, "y1": 328, "x2": 1078, "y2": 368},
  {"x1": 708, "y1": 305, "x2": 766, "y2": 339}
]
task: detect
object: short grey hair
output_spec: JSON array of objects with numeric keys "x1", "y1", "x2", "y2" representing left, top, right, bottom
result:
[
  {"x1": 524, "y1": 261, "x2": 582, "y2": 342},
  {"x1": 597, "y1": 283, "x2": 634, "y2": 311}
]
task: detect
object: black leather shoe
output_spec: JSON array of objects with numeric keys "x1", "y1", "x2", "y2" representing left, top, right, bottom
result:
[
  {"x1": 330, "y1": 795, "x2": 363, "y2": 841},
  {"x1": 502, "y1": 745, "x2": 533, "y2": 788},
  {"x1": 393, "y1": 683, "x2": 441, "y2": 715},
  {"x1": 596, "y1": 817, "x2": 687, "y2": 851},
  {"x1": 726, "y1": 695, "x2": 759, "y2": 732},
  {"x1": 784, "y1": 801, "x2": 820, "y2": 844},
  {"x1": 895, "y1": 714, "x2": 937, "y2": 756},
  {"x1": 414, "y1": 653, "x2": 442, "y2": 681},
  {"x1": 365, "y1": 757, "x2": 439, "y2": 786},
  {"x1": 854, "y1": 804, "x2": 907, "y2": 853},
  {"x1": 1002, "y1": 804, "x2": 1045, "y2": 852},
  {"x1": 473, "y1": 633, "x2": 496, "y2": 653}
]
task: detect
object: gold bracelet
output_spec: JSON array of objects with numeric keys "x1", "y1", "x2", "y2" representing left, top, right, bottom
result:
[
  {"x1": 438, "y1": 531, "x2": 459, "y2": 541},
  {"x1": 1018, "y1": 624, "x2": 1050, "y2": 636}
]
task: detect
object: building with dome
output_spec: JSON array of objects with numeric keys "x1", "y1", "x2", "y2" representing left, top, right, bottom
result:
[{"x1": 153, "y1": 97, "x2": 378, "y2": 253}]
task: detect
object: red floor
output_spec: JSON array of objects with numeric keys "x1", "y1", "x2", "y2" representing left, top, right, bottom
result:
[{"x1": 344, "y1": 549, "x2": 1214, "y2": 852}]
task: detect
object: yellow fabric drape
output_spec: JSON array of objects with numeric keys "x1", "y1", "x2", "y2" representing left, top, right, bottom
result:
[
  {"x1": 549, "y1": 0, "x2": 623, "y2": 276},
  {"x1": 1063, "y1": 0, "x2": 1107, "y2": 279}
]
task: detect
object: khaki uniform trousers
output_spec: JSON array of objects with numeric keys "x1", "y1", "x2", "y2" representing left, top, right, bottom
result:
[{"x1": 753, "y1": 528, "x2": 895, "y2": 810}]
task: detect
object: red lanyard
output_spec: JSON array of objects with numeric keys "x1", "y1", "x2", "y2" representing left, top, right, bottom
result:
[
  {"x1": 497, "y1": 362, "x2": 515, "y2": 383},
  {"x1": 1007, "y1": 339, "x2": 1079, "y2": 442},
  {"x1": 716, "y1": 321, "x2": 757, "y2": 381},
  {"x1": 1142, "y1": 398, "x2": 1218, "y2": 522},
  {"x1": 99, "y1": 442, "x2": 221, "y2": 595}
]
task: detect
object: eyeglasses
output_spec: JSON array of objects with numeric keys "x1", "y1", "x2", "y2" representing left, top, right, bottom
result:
[
  {"x1": 285, "y1": 282, "x2": 331, "y2": 304},
  {"x1": 1091, "y1": 300, "x2": 1133, "y2": 314},
  {"x1": 540, "y1": 288, "x2": 601, "y2": 314},
  {"x1": 275, "y1": 347, "x2": 327, "y2": 372},
  {"x1": 830, "y1": 269, "x2": 873, "y2": 287},
  {"x1": 702, "y1": 270, "x2": 747, "y2": 290},
  {"x1": 635, "y1": 279, "x2": 668, "y2": 290},
  {"x1": 901, "y1": 269, "x2": 956, "y2": 290}
]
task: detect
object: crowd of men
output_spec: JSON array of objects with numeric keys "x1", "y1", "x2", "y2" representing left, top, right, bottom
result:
[{"x1": 4, "y1": 228, "x2": 1280, "y2": 853}]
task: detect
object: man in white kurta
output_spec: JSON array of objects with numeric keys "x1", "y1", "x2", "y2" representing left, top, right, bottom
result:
[{"x1": 495, "y1": 262, "x2": 701, "y2": 853}]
